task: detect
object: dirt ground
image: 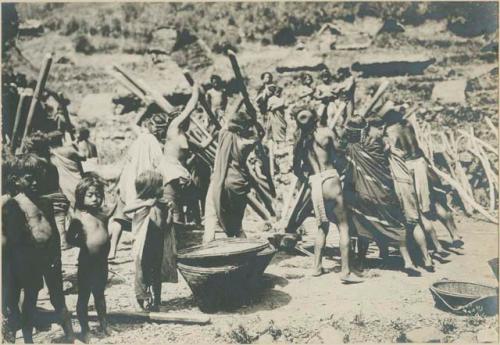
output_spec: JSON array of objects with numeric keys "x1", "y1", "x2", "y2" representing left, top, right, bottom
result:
[
  {"x1": 6, "y1": 7, "x2": 499, "y2": 344},
  {"x1": 27, "y1": 215, "x2": 497, "y2": 344}
]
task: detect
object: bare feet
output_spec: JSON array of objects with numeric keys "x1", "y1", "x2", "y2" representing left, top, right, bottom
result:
[
  {"x1": 340, "y1": 272, "x2": 364, "y2": 284},
  {"x1": 311, "y1": 267, "x2": 325, "y2": 277},
  {"x1": 403, "y1": 266, "x2": 421, "y2": 277}
]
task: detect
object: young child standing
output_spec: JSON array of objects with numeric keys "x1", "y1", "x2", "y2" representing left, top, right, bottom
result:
[
  {"x1": 66, "y1": 176, "x2": 110, "y2": 343},
  {"x1": 124, "y1": 170, "x2": 178, "y2": 312},
  {"x1": 11, "y1": 154, "x2": 75, "y2": 343}
]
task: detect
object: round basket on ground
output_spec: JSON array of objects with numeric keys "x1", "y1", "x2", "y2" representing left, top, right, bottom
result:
[
  {"x1": 429, "y1": 280, "x2": 498, "y2": 316},
  {"x1": 177, "y1": 262, "x2": 255, "y2": 312},
  {"x1": 254, "y1": 245, "x2": 278, "y2": 278},
  {"x1": 177, "y1": 238, "x2": 269, "y2": 267}
]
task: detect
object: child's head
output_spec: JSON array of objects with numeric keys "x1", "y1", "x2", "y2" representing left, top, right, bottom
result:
[
  {"x1": 14, "y1": 153, "x2": 49, "y2": 196},
  {"x1": 78, "y1": 128, "x2": 90, "y2": 141},
  {"x1": 75, "y1": 176, "x2": 105, "y2": 211},
  {"x1": 210, "y1": 74, "x2": 222, "y2": 88},
  {"x1": 22, "y1": 131, "x2": 50, "y2": 158},
  {"x1": 260, "y1": 72, "x2": 273, "y2": 84},
  {"x1": 135, "y1": 170, "x2": 164, "y2": 200},
  {"x1": 320, "y1": 70, "x2": 332, "y2": 84}
]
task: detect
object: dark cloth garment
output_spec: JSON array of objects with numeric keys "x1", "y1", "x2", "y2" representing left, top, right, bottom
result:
[
  {"x1": 211, "y1": 130, "x2": 251, "y2": 236},
  {"x1": 134, "y1": 220, "x2": 164, "y2": 300},
  {"x1": 78, "y1": 250, "x2": 109, "y2": 295},
  {"x1": 124, "y1": 199, "x2": 178, "y2": 300},
  {"x1": 343, "y1": 136, "x2": 407, "y2": 244}
]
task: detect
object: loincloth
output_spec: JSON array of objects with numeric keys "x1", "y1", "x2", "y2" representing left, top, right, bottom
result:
[
  {"x1": 309, "y1": 169, "x2": 339, "y2": 227},
  {"x1": 406, "y1": 156, "x2": 431, "y2": 214}
]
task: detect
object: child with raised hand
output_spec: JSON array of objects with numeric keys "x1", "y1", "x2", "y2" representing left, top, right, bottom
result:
[{"x1": 66, "y1": 175, "x2": 110, "y2": 343}]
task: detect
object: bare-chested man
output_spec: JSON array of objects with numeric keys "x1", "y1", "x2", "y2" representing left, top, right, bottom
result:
[
  {"x1": 382, "y1": 106, "x2": 447, "y2": 256},
  {"x1": 292, "y1": 106, "x2": 362, "y2": 283},
  {"x1": 206, "y1": 75, "x2": 228, "y2": 127},
  {"x1": 161, "y1": 84, "x2": 200, "y2": 226}
]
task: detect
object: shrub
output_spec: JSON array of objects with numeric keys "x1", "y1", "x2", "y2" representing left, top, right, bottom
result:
[
  {"x1": 74, "y1": 35, "x2": 95, "y2": 55},
  {"x1": 272, "y1": 27, "x2": 296, "y2": 46},
  {"x1": 63, "y1": 17, "x2": 79, "y2": 36}
]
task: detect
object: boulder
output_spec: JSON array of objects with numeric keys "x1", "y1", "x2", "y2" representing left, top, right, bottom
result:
[
  {"x1": 477, "y1": 328, "x2": 498, "y2": 343},
  {"x1": 352, "y1": 54, "x2": 435, "y2": 77},
  {"x1": 432, "y1": 79, "x2": 467, "y2": 105},
  {"x1": 406, "y1": 327, "x2": 443, "y2": 343}
]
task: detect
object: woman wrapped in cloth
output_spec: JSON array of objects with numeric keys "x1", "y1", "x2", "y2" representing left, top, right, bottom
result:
[
  {"x1": 203, "y1": 104, "x2": 263, "y2": 242},
  {"x1": 108, "y1": 83, "x2": 199, "y2": 259},
  {"x1": 108, "y1": 108, "x2": 168, "y2": 260},
  {"x1": 341, "y1": 114, "x2": 433, "y2": 276},
  {"x1": 121, "y1": 84, "x2": 199, "y2": 310}
]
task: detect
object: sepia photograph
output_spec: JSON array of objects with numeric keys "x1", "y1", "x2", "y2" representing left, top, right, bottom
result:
[{"x1": 1, "y1": 1, "x2": 499, "y2": 343}]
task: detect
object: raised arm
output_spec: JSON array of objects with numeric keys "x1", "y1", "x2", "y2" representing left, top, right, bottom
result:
[{"x1": 168, "y1": 84, "x2": 200, "y2": 131}]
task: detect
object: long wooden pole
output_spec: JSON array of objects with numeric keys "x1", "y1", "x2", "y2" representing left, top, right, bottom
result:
[
  {"x1": 88, "y1": 311, "x2": 210, "y2": 325},
  {"x1": 19, "y1": 53, "x2": 53, "y2": 150},
  {"x1": 429, "y1": 164, "x2": 497, "y2": 224},
  {"x1": 360, "y1": 79, "x2": 389, "y2": 118},
  {"x1": 227, "y1": 49, "x2": 276, "y2": 197},
  {"x1": 11, "y1": 90, "x2": 28, "y2": 150}
]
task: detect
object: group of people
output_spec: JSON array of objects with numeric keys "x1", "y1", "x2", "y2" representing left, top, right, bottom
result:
[
  {"x1": 2, "y1": 63, "x2": 464, "y2": 343},
  {"x1": 2, "y1": 127, "x2": 100, "y2": 343}
]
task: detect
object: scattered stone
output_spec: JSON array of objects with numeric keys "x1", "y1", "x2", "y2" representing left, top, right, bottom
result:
[
  {"x1": 318, "y1": 327, "x2": 345, "y2": 343},
  {"x1": 257, "y1": 333, "x2": 275, "y2": 344},
  {"x1": 406, "y1": 327, "x2": 443, "y2": 343},
  {"x1": 431, "y1": 79, "x2": 467, "y2": 105},
  {"x1": 477, "y1": 328, "x2": 498, "y2": 343},
  {"x1": 454, "y1": 332, "x2": 476, "y2": 343}
]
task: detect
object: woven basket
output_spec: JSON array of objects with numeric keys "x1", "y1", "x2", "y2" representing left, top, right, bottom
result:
[
  {"x1": 177, "y1": 238, "x2": 269, "y2": 267},
  {"x1": 429, "y1": 280, "x2": 498, "y2": 316},
  {"x1": 177, "y1": 262, "x2": 254, "y2": 312}
]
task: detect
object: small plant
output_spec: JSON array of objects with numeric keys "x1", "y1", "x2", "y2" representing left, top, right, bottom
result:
[
  {"x1": 227, "y1": 324, "x2": 256, "y2": 344},
  {"x1": 465, "y1": 313, "x2": 486, "y2": 327},
  {"x1": 266, "y1": 320, "x2": 282, "y2": 340},
  {"x1": 352, "y1": 311, "x2": 366, "y2": 327},
  {"x1": 390, "y1": 318, "x2": 408, "y2": 332},
  {"x1": 439, "y1": 318, "x2": 458, "y2": 334}
]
